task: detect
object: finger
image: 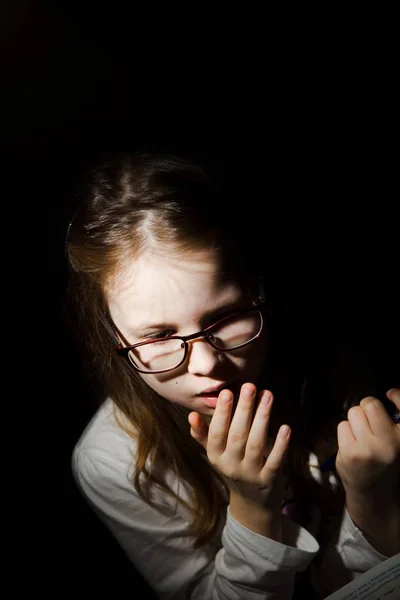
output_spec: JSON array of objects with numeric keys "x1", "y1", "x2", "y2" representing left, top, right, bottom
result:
[
  {"x1": 243, "y1": 390, "x2": 273, "y2": 468},
  {"x1": 387, "y1": 388, "x2": 400, "y2": 412},
  {"x1": 337, "y1": 419, "x2": 356, "y2": 452},
  {"x1": 347, "y1": 404, "x2": 373, "y2": 440},
  {"x1": 261, "y1": 424, "x2": 291, "y2": 475},
  {"x1": 188, "y1": 412, "x2": 209, "y2": 448},
  {"x1": 359, "y1": 396, "x2": 394, "y2": 437},
  {"x1": 206, "y1": 389, "x2": 234, "y2": 455},
  {"x1": 226, "y1": 383, "x2": 258, "y2": 459}
]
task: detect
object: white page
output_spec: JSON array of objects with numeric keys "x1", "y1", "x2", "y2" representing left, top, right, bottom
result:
[{"x1": 324, "y1": 554, "x2": 400, "y2": 600}]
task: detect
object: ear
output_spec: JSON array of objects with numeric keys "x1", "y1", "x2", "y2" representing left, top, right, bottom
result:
[
  {"x1": 251, "y1": 276, "x2": 266, "y2": 305},
  {"x1": 257, "y1": 276, "x2": 266, "y2": 303}
]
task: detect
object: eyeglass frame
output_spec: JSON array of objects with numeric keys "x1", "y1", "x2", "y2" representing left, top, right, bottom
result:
[{"x1": 115, "y1": 304, "x2": 266, "y2": 374}]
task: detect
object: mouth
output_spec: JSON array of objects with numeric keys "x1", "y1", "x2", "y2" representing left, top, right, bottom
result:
[{"x1": 195, "y1": 382, "x2": 237, "y2": 408}]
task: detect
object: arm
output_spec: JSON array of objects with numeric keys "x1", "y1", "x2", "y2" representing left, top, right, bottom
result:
[
  {"x1": 312, "y1": 389, "x2": 400, "y2": 595},
  {"x1": 187, "y1": 383, "x2": 323, "y2": 597},
  {"x1": 335, "y1": 389, "x2": 400, "y2": 556},
  {"x1": 310, "y1": 507, "x2": 396, "y2": 598},
  {"x1": 73, "y1": 446, "x2": 318, "y2": 600},
  {"x1": 345, "y1": 491, "x2": 400, "y2": 556}
]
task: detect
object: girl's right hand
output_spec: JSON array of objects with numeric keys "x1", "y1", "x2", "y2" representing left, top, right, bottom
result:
[{"x1": 188, "y1": 382, "x2": 291, "y2": 511}]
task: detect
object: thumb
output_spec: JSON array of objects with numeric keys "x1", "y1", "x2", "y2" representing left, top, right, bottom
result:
[
  {"x1": 188, "y1": 411, "x2": 209, "y2": 448},
  {"x1": 386, "y1": 389, "x2": 400, "y2": 422}
]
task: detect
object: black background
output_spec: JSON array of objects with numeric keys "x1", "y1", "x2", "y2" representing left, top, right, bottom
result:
[{"x1": 2, "y1": 3, "x2": 398, "y2": 596}]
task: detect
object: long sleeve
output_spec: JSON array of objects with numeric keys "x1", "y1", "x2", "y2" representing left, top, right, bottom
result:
[
  {"x1": 284, "y1": 449, "x2": 393, "y2": 598},
  {"x1": 311, "y1": 507, "x2": 390, "y2": 597},
  {"x1": 72, "y1": 444, "x2": 319, "y2": 600}
]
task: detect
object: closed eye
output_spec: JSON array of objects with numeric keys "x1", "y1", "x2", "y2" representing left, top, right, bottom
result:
[
  {"x1": 145, "y1": 329, "x2": 176, "y2": 341},
  {"x1": 205, "y1": 308, "x2": 242, "y2": 329}
]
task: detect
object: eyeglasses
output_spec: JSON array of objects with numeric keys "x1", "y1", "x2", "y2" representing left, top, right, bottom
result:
[{"x1": 115, "y1": 306, "x2": 265, "y2": 374}]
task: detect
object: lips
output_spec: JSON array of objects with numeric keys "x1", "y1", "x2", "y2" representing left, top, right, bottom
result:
[
  {"x1": 201, "y1": 397, "x2": 219, "y2": 408},
  {"x1": 196, "y1": 383, "x2": 234, "y2": 397},
  {"x1": 196, "y1": 383, "x2": 238, "y2": 409}
]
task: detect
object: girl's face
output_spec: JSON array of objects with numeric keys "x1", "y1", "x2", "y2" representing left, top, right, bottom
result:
[{"x1": 108, "y1": 249, "x2": 267, "y2": 417}]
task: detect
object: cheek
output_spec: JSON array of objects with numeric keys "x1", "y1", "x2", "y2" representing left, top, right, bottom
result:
[
  {"x1": 237, "y1": 334, "x2": 267, "y2": 361},
  {"x1": 139, "y1": 372, "x2": 182, "y2": 397},
  {"x1": 241, "y1": 338, "x2": 267, "y2": 375}
]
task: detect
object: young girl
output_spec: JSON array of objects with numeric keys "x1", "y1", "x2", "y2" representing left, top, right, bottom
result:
[{"x1": 66, "y1": 151, "x2": 400, "y2": 599}]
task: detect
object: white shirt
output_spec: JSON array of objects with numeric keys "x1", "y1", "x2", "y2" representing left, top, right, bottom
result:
[{"x1": 72, "y1": 398, "x2": 388, "y2": 599}]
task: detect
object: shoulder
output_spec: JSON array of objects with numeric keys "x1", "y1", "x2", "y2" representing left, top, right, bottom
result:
[
  {"x1": 72, "y1": 398, "x2": 137, "y2": 493},
  {"x1": 71, "y1": 399, "x2": 188, "y2": 518}
]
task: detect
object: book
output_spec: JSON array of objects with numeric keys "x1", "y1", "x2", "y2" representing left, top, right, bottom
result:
[{"x1": 324, "y1": 554, "x2": 400, "y2": 600}]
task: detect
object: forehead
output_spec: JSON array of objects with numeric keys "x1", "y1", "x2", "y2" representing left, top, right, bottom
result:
[{"x1": 107, "y1": 249, "x2": 243, "y2": 330}]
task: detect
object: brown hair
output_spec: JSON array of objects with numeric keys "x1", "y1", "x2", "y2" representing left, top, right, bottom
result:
[
  {"x1": 65, "y1": 150, "x2": 377, "y2": 545},
  {"x1": 66, "y1": 151, "x2": 268, "y2": 547}
]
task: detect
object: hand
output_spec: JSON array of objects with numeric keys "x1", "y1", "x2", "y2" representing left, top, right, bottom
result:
[
  {"x1": 188, "y1": 382, "x2": 291, "y2": 510},
  {"x1": 336, "y1": 388, "x2": 400, "y2": 502}
]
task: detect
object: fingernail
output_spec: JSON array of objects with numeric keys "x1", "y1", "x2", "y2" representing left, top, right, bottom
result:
[
  {"x1": 387, "y1": 388, "x2": 399, "y2": 396},
  {"x1": 280, "y1": 425, "x2": 290, "y2": 438},
  {"x1": 364, "y1": 397, "x2": 377, "y2": 410},
  {"x1": 220, "y1": 391, "x2": 231, "y2": 402},
  {"x1": 261, "y1": 392, "x2": 272, "y2": 406}
]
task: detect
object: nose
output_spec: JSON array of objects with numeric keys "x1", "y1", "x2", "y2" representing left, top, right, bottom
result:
[{"x1": 186, "y1": 338, "x2": 221, "y2": 376}]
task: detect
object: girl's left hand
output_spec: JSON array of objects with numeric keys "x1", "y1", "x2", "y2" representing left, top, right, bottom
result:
[{"x1": 335, "y1": 388, "x2": 400, "y2": 501}]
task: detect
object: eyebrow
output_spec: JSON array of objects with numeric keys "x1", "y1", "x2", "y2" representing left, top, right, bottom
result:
[{"x1": 127, "y1": 297, "x2": 247, "y2": 337}]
